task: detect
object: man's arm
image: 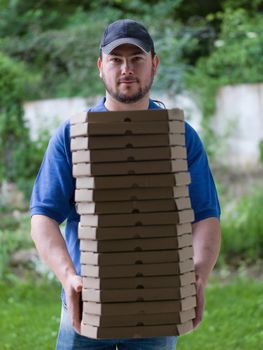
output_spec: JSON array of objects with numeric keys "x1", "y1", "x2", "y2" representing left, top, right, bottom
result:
[
  {"x1": 31, "y1": 215, "x2": 82, "y2": 333},
  {"x1": 192, "y1": 217, "x2": 221, "y2": 328}
]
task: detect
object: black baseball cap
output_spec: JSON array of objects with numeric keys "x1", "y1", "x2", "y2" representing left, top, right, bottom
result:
[{"x1": 100, "y1": 19, "x2": 155, "y2": 55}]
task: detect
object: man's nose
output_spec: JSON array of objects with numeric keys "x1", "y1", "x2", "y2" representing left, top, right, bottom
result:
[{"x1": 121, "y1": 60, "x2": 133, "y2": 75}]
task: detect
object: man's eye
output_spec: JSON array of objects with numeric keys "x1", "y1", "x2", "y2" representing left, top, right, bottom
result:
[
  {"x1": 110, "y1": 57, "x2": 121, "y2": 63},
  {"x1": 133, "y1": 56, "x2": 144, "y2": 62}
]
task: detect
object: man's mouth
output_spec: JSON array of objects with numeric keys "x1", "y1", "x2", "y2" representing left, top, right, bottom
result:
[{"x1": 118, "y1": 78, "x2": 138, "y2": 84}]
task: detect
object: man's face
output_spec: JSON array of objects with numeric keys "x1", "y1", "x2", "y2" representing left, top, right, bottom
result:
[{"x1": 97, "y1": 44, "x2": 159, "y2": 104}]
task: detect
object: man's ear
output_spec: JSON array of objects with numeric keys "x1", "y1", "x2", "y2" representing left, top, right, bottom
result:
[
  {"x1": 152, "y1": 54, "x2": 159, "y2": 75},
  {"x1": 97, "y1": 57, "x2": 103, "y2": 78}
]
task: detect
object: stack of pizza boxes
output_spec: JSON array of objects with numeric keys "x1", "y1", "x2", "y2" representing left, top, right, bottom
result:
[{"x1": 70, "y1": 108, "x2": 197, "y2": 339}]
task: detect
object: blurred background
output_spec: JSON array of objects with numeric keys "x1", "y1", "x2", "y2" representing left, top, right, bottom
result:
[{"x1": 0, "y1": 0, "x2": 262, "y2": 349}]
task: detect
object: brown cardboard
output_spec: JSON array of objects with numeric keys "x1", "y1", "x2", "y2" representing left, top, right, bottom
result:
[
  {"x1": 73, "y1": 159, "x2": 188, "y2": 177},
  {"x1": 80, "y1": 234, "x2": 193, "y2": 252},
  {"x1": 70, "y1": 109, "x2": 184, "y2": 125},
  {"x1": 78, "y1": 222, "x2": 192, "y2": 240},
  {"x1": 82, "y1": 308, "x2": 195, "y2": 327},
  {"x1": 76, "y1": 198, "x2": 192, "y2": 215},
  {"x1": 82, "y1": 271, "x2": 196, "y2": 290},
  {"x1": 70, "y1": 134, "x2": 185, "y2": 151},
  {"x1": 80, "y1": 320, "x2": 193, "y2": 339},
  {"x1": 72, "y1": 146, "x2": 187, "y2": 164},
  {"x1": 80, "y1": 209, "x2": 194, "y2": 227},
  {"x1": 76, "y1": 172, "x2": 191, "y2": 189},
  {"x1": 83, "y1": 296, "x2": 196, "y2": 315},
  {"x1": 82, "y1": 284, "x2": 196, "y2": 303},
  {"x1": 70, "y1": 120, "x2": 185, "y2": 137},
  {"x1": 80, "y1": 246, "x2": 193, "y2": 266},
  {"x1": 75, "y1": 186, "x2": 189, "y2": 202},
  {"x1": 80, "y1": 259, "x2": 195, "y2": 277}
]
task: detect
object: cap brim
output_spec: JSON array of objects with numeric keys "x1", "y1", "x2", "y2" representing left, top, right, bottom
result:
[{"x1": 101, "y1": 38, "x2": 149, "y2": 54}]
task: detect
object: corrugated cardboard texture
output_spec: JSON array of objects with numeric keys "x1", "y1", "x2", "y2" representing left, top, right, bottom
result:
[
  {"x1": 76, "y1": 172, "x2": 191, "y2": 190},
  {"x1": 73, "y1": 159, "x2": 188, "y2": 177},
  {"x1": 70, "y1": 109, "x2": 184, "y2": 125},
  {"x1": 80, "y1": 234, "x2": 193, "y2": 252},
  {"x1": 75, "y1": 186, "x2": 189, "y2": 202},
  {"x1": 70, "y1": 120, "x2": 185, "y2": 137},
  {"x1": 76, "y1": 198, "x2": 192, "y2": 215},
  {"x1": 82, "y1": 284, "x2": 196, "y2": 302},
  {"x1": 83, "y1": 308, "x2": 195, "y2": 327},
  {"x1": 79, "y1": 210, "x2": 194, "y2": 227},
  {"x1": 80, "y1": 246, "x2": 193, "y2": 265},
  {"x1": 78, "y1": 222, "x2": 192, "y2": 240},
  {"x1": 83, "y1": 296, "x2": 196, "y2": 315},
  {"x1": 81, "y1": 259, "x2": 195, "y2": 278},
  {"x1": 70, "y1": 134, "x2": 185, "y2": 151},
  {"x1": 80, "y1": 320, "x2": 193, "y2": 339},
  {"x1": 72, "y1": 146, "x2": 186, "y2": 164},
  {"x1": 82, "y1": 271, "x2": 196, "y2": 290}
]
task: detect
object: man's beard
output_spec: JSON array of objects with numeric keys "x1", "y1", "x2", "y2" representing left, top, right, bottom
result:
[{"x1": 102, "y1": 68, "x2": 154, "y2": 104}]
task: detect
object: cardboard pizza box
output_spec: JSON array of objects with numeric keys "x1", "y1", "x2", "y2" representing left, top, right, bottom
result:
[
  {"x1": 79, "y1": 234, "x2": 193, "y2": 253},
  {"x1": 80, "y1": 246, "x2": 193, "y2": 266},
  {"x1": 82, "y1": 284, "x2": 196, "y2": 303},
  {"x1": 76, "y1": 198, "x2": 192, "y2": 215},
  {"x1": 82, "y1": 308, "x2": 195, "y2": 327},
  {"x1": 72, "y1": 146, "x2": 187, "y2": 164},
  {"x1": 82, "y1": 271, "x2": 196, "y2": 290},
  {"x1": 80, "y1": 259, "x2": 195, "y2": 278},
  {"x1": 83, "y1": 296, "x2": 196, "y2": 316},
  {"x1": 79, "y1": 209, "x2": 194, "y2": 227},
  {"x1": 76, "y1": 172, "x2": 191, "y2": 190},
  {"x1": 70, "y1": 134, "x2": 185, "y2": 151},
  {"x1": 75, "y1": 186, "x2": 189, "y2": 202},
  {"x1": 78, "y1": 222, "x2": 192, "y2": 240},
  {"x1": 70, "y1": 109, "x2": 184, "y2": 125},
  {"x1": 73, "y1": 159, "x2": 188, "y2": 177},
  {"x1": 80, "y1": 320, "x2": 193, "y2": 339},
  {"x1": 70, "y1": 120, "x2": 185, "y2": 137}
]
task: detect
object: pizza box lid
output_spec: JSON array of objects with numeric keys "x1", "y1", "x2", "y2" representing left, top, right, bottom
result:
[
  {"x1": 80, "y1": 259, "x2": 195, "y2": 278},
  {"x1": 76, "y1": 172, "x2": 191, "y2": 190},
  {"x1": 78, "y1": 222, "x2": 192, "y2": 240},
  {"x1": 70, "y1": 109, "x2": 184, "y2": 124},
  {"x1": 72, "y1": 146, "x2": 186, "y2": 164},
  {"x1": 82, "y1": 284, "x2": 196, "y2": 303},
  {"x1": 75, "y1": 186, "x2": 189, "y2": 202},
  {"x1": 70, "y1": 133, "x2": 185, "y2": 151},
  {"x1": 79, "y1": 234, "x2": 193, "y2": 252},
  {"x1": 80, "y1": 246, "x2": 193, "y2": 266},
  {"x1": 80, "y1": 320, "x2": 193, "y2": 339},
  {"x1": 82, "y1": 308, "x2": 195, "y2": 327},
  {"x1": 76, "y1": 197, "x2": 191, "y2": 215},
  {"x1": 82, "y1": 271, "x2": 196, "y2": 290}
]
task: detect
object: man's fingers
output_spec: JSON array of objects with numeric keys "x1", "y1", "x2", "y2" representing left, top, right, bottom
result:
[{"x1": 193, "y1": 278, "x2": 205, "y2": 329}]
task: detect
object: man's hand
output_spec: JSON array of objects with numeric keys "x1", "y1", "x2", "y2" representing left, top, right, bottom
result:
[
  {"x1": 64, "y1": 274, "x2": 83, "y2": 334},
  {"x1": 193, "y1": 275, "x2": 205, "y2": 329}
]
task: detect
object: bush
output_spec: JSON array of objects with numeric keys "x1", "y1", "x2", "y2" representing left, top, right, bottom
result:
[{"x1": 220, "y1": 187, "x2": 263, "y2": 264}]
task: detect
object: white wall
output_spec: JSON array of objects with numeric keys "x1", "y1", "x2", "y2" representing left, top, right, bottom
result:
[
  {"x1": 23, "y1": 84, "x2": 263, "y2": 171},
  {"x1": 213, "y1": 83, "x2": 263, "y2": 170}
]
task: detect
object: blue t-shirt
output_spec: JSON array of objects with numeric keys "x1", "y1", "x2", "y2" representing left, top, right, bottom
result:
[{"x1": 30, "y1": 97, "x2": 220, "y2": 302}]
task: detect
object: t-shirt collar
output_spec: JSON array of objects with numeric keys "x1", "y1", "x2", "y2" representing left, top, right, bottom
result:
[{"x1": 90, "y1": 97, "x2": 162, "y2": 112}]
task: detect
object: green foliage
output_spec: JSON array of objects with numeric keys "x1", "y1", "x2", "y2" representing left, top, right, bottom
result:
[
  {"x1": 220, "y1": 187, "x2": 263, "y2": 264},
  {"x1": 178, "y1": 277, "x2": 263, "y2": 349},
  {"x1": 0, "y1": 278, "x2": 60, "y2": 349},
  {"x1": 0, "y1": 214, "x2": 32, "y2": 278},
  {"x1": 186, "y1": 7, "x2": 263, "y2": 149},
  {"x1": 259, "y1": 139, "x2": 263, "y2": 165}
]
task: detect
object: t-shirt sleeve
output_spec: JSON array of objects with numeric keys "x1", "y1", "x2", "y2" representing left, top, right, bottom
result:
[
  {"x1": 186, "y1": 122, "x2": 221, "y2": 223},
  {"x1": 30, "y1": 120, "x2": 75, "y2": 224}
]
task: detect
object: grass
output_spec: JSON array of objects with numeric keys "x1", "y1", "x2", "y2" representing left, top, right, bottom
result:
[
  {"x1": 0, "y1": 276, "x2": 262, "y2": 349},
  {"x1": 178, "y1": 277, "x2": 263, "y2": 349},
  {"x1": 0, "y1": 278, "x2": 61, "y2": 350}
]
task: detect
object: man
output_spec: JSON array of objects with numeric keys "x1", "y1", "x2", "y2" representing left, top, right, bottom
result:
[{"x1": 30, "y1": 19, "x2": 221, "y2": 350}]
